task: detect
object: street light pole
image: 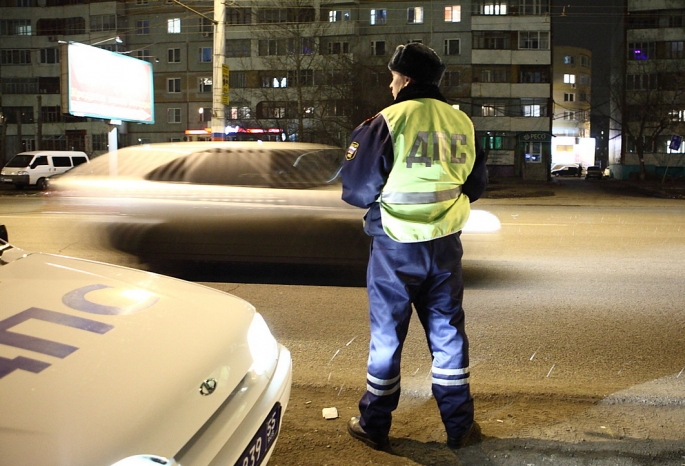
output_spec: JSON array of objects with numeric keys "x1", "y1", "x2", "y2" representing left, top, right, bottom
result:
[{"x1": 211, "y1": 0, "x2": 226, "y2": 141}]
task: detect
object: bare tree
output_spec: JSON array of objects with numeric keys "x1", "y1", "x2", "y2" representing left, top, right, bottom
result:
[{"x1": 226, "y1": 0, "x2": 391, "y2": 146}]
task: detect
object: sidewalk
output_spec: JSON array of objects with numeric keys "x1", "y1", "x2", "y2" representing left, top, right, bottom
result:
[{"x1": 481, "y1": 177, "x2": 685, "y2": 205}]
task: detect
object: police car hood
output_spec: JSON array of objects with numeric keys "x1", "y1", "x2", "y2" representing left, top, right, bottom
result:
[{"x1": 0, "y1": 248, "x2": 256, "y2": 466}]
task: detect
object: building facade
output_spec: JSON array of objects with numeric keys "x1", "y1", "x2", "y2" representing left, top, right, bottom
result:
[
  {"x1": 0, "y1": 0, "x2": 127, "y2": 159},
  {"x1": 609, "y1": 0, "x2": 685, "y2": 180},
  {"x1": 551, "y1": 45, "x2": 591, "y2": 138},
  {"x1": 1, "y1": 0, "x2": 553, "y2": 180}
]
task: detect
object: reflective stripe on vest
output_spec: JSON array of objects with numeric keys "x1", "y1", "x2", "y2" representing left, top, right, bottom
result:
[{"x1": 381, "y1": 186, "x2": 462, "y2": 205}]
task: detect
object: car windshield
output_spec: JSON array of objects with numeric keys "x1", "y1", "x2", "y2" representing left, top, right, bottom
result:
[{"x1": 4, "y1": 155, "x2": 33, "y2": 168}]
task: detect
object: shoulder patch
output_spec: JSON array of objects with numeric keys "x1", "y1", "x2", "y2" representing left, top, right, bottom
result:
[
  {"x1": 363, "y1": 113, "x2": 381, "y2": 124},
  {"x1": 345, "y1": 142, "x2": 359, "y2": 161}
]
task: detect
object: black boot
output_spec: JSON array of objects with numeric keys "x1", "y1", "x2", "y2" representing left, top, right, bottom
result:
[
  {"x1": 347, "y1": 416, "x2": 390, "y2": 450},
  {"x1": 447, "y1": 421, "x2": 482, "y2": 450}
]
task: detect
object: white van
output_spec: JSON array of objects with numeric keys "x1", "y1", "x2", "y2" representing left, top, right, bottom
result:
[{"x1": 1, "y1": 151, "x2": 89, "y2": 190}]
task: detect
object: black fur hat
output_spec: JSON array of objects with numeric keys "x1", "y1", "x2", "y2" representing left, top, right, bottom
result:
[{"x1": 388, "y1": 43, "x2": 446, "y2": 86}]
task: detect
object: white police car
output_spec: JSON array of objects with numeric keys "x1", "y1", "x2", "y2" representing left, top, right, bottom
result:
[{"x1": 0, "y1": 225, "x2": 291, "y2": 466}]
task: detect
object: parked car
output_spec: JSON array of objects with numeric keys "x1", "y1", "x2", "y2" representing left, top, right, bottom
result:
[
  {"x1": 0, "y1": 224, "x2": 292, "y2": 466},
  {"x1": 1, "y1": 150, "x2": 89, "y2": 190},
  {"x1": 551, "y1": 164, "x2": 581, "y2": 177},
  {"x1": 46, "y1": 142, "x2": 501, "y2": 266},
  {"x1": 585, "y1": 166, "x2": 604, "y2": 180}
]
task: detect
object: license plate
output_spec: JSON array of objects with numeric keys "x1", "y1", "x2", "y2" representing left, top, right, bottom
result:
[
  {"x1": 234, "y1": 403, "x2": 281, "y2": 466},
  {"x1": 1, "y1": 178, "x2": 11, "y2": 183}
]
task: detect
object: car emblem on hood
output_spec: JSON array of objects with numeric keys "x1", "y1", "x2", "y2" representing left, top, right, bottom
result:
[{"x1": 199, "y1": 378, "x2": 217, "y2": 396}]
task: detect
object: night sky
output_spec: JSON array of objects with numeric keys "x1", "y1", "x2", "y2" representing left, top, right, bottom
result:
[{"x1": 552, "y1": 0, "x2": 625, "y2": 112}]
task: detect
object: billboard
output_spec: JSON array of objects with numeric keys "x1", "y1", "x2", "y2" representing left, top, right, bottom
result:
[{"x1": 61, "y1": 42, "x2": 154, "y2": 124}]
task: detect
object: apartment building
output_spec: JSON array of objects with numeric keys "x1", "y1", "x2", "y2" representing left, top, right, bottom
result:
[
  {"x1": 609, "y1": 0, "x2": 685, "y2": 179},
  {"x1": 0, "y1": 0, "x2": 127, "y2": 159},
  {"x1": 1, "y1": 0, "x2": 552, "y2": 180},
  {"x1": 549, "y1": 46, "x2": 594, "y2": 169},
  {"x1": 552, "y1": 46, "x2": 591, "y2": 138}
]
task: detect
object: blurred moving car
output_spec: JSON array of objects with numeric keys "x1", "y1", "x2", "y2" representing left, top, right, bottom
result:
[
  {"x1": 46, "y1": 142, "x2": 501, "y2": 266},
  {"x1": 0, "y1": 224, "x2": 292, "y2": 466},
  {"x1": 551, "y1": 164, "x2": 581, "y2": 177},
  {"x1": 585, "y1": 166, "x2": 604, "y2": 180}
]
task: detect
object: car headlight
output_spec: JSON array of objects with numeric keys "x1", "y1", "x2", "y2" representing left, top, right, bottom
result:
[
  {"x1": 18, "y1": 170, "x2": 29, "y2": 176},
  {"x1": 111, "y1": 455, "x2": 178, "y2": 466},
  {"x1": 247, "y1": 313, "x2": 278, "y2": 375}
]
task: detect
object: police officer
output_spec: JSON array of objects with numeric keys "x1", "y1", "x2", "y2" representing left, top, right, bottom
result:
[{"x1": 341, "y1": 42, "x2": 487, "y2": 451}]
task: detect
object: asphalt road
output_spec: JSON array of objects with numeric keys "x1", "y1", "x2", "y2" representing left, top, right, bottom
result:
[{"x1": 2, "y1": 178, "x2": 685, "y2": 464}]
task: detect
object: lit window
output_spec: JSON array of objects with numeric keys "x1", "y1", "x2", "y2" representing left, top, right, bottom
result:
[
  {"x1": 482, "y1": 103, "x2": 505, "y2": 117},
  {"x1": 328, "y1": 10, "x2": 350, "y2": 22},
  {"x1": 484, "y1": 2, "x2": 507, "y2": 15},
  {"x1": 198, "y1": 77, "x2": 212, "y2": 93},
  {"x1": 198, "y1": 107, "x2": 212, "y2": 122},
  {"x1": 168, "y1": 18, "x2": 181, "y2": 34},
  {"x1": 444, "y1": 5, "x2": 461, "y2": 22},
  {"x1": 370, "y1": 9, "x2": 386, "y2": 25},
  {"x1": 524, "y1": 142, "x2": 541, "y2": 163},
  {"x1": 407, "y1": 7, "x2": 423, "y2": 24},
  {"x1": 523, "y1": 105, "x2": 541, "y2": 117}
]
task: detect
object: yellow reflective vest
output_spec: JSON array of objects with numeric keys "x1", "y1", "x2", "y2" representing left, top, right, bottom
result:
[{"x1": 378, "y1": 98, "x2": 476, "y2": 242}]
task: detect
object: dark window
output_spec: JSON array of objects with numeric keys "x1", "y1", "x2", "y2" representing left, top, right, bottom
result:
[
  {"x1": 41, "y1": 106, "x2": 62, "y2": 122},
  {"x1": 5, "y1": 154, "x2": 33, "y2": 167},
  {"x1": 0, "y1": 19, "x2": 31, "y2": 35},
  {"x1": 0, "y1": 49, "x2": 31, "y2": 64},
  {"x1": 1, "y1": 106, "x2": 34, "y2": 123},
  {"x1": 519, "y1": 66, "x2": 550, "y2": 83},
  {"x1": 32, "y1": 156, "x2": 48, "y2": 167},
  {"x1": 472, "y1": 31, "x2": 512, "y2": 49},
  {"x1": 226, "y1": 7, "x2": 251, "y2": 24},
  {"x1": 36, "y1": 17, "x2": 86, "y2": 35},
  {"x1": 226, "y1": 39, "x2": 250, "y2": 57},
  {"x1": 40, "y1": 48, "x2": 60, "y2": 64},
  {"x1": 627, "y1": 11, "x2": 659, "y2": 29},
  {"x1": 72, "y1": 156, "x2": 87, "y2": 166},
  {"x1": 257, "y1": 7, "x2": 314, "y2": 23},
  {"x1": 39, "y1": 76, "x2": 60, "y2": 93},
  {"x1": 51, "y1": 156, "x2": 72, "y2": 167}
]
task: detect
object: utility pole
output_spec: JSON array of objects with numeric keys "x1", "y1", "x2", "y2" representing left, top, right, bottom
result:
[
  {"x1": 211, "y1": 0, "x2": 226, "y2": 141},
  {"x1": 170, "y1": 0, "x2": 226, "y2": 141},
  {"x1": 36, "y1": 95, "x2": 42, "y2": 150}
]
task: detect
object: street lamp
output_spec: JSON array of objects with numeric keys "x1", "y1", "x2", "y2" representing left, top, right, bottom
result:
[{"x1": 90, "y1": 36, "x2": 123, "y2": 46}]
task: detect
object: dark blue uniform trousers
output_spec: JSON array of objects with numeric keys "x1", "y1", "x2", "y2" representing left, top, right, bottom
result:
[{"x1": 358, "y1": 232, "x2": 474, "y2": 440}]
